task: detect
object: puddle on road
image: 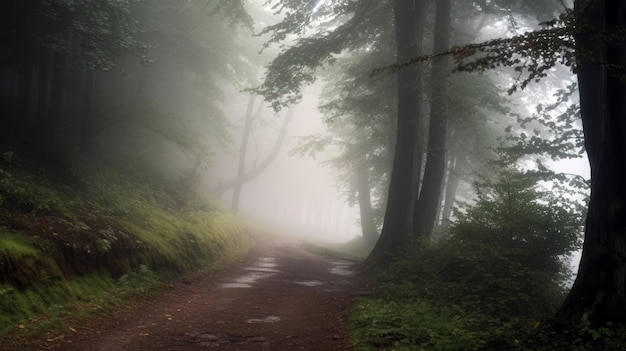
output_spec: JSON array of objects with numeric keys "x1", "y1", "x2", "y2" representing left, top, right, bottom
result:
[
  {"x1": 220, "y1": 282, "x2": 253, "y2": 288},
  {"x1": 295, "y1": 280, "x2": 323, "y2": 287},
  {"x1": 330, "y1": 265, "x2": 354, "y2": 276},
  {"x1": 220, "y1": 257, "x2": 279, "y2": 288},
  {"x1": 246, "y1": 315, "x2": 281, "y2": 323},
  {"x1": 243, "y1": 267, "x2": 281, "y2": 273},
  {"x1": 256, "y1": 257, "x2": 278, "y2": 268}
]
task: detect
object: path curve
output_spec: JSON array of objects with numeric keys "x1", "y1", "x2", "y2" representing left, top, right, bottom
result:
[{"x1": 30, "y1": 238, "x2": 369, "y2": 350}]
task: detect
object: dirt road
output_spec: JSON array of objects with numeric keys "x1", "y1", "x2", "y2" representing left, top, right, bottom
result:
[{"x1": 26, "y1": 238, "x2": 368, "y2": 350}]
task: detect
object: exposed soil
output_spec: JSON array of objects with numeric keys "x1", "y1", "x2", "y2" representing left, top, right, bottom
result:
[{"x1": 11, "y1": 238, "x2": 369, "y2": 351}]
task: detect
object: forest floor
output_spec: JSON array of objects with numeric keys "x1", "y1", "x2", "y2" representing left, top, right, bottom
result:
[{"x1": 9, "y1": 238, "x2": 369, "y2": 351}]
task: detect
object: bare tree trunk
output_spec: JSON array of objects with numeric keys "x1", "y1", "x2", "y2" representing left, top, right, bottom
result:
[
  {"x1": 414, "y1": 0, "x2": 452, "y2": 240},
  {"x1": 231, "y1": 94, "x2": 258, "y2": 212}
]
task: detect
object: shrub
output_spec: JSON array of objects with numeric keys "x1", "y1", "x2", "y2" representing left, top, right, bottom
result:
[{"x1": 351, "y1": 166, "x2": 584, "y2": 350}]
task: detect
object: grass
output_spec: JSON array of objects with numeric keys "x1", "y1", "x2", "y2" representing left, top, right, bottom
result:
[
  {"x1": 0, "y1": 141, "x2": 255, "y2": 345},
  {"x1": 0, "y1": 229, "x2": 39, "y2": 257}
]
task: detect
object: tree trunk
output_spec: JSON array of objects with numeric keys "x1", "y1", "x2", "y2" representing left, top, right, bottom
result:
[
  {"x1": 17, "y1": 50, "x2": 36, "y2": 131},
  {"x1": 34, "y1": 50, "x2": 53, "y2": 137},
  {"x1": 80, "y1": 69, "x2": 97, "y2": 153},
  {"x1": 231, "y1": 94, "x2": 258, "y2": 212},
  {"x1": 213, "y1": 106, "x2": 294, "y2": 199},
  {"x1": 354, "y1": 151, "x2": 379, "y2": 249},
  {"x1": 440, "y1": 154, "x2": 458, "y2": 228},
  {"x1": 414, "y1": 0, "x2": 452, "y2": 240},
  {"x1": 364, "y1": 0, "x2": 427, "y2": 267},
  {"x1": 555, "y1": 0, "x2": 626, "y2": 327},
  {"x1": 33, "y1": 50, "x2": 66, "y2": 148},
  {"x1": 41, "y1": 53, "x2": 65, "y2": 148}
]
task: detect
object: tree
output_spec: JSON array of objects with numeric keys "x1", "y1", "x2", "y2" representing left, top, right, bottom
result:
[
  {"x1": 303, "y1": 17, "x2": 396, "y2": 248},
  {"x1": 257, "y1": 0, "x2": 520, "y2": 262},
  {"x1": 413, "y1": 0, "x2": 452, "y2": 240},
  {"x1": 255, "y1": 0, "x2": 400, "y2": 247},
  {"x1": 1, "y1": 0, "x2": 260, "y2": 206},
  {"x1": 362, "y1": 0, "x2": 428, "y2": 266},
  {"x1": 555, "y1": 0, "x2": 626, "y2": 327},
  {"x1": 292, "y1": 120, "x2": 389, "y2": 248},
  {"x1": 1, "y1": 0, "x2": 149, "y2": 147},
  {"x1": 390, "y1": 0, "x2": 626, "y2": 328},
  {"x1": 213, "y1": 104, "x2": 295, "y2": 206},
  {"x1": 230, "y1": 94, "x2": 262, "y2": 212}
]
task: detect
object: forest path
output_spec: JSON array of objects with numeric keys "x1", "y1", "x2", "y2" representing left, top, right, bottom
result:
[{"x1": 36, "y1": 238, "x2": 369, "y2": 351}]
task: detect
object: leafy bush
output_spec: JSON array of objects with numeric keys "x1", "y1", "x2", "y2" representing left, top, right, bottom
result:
[
  {"x1": 351, "y1": 167, "x2": 584, "y2": 350},
  {"x1": 117, "y1": 264, "x2": 160, "y2": 296},
  {"x1": 0, "y1": 168, "x2": 62, "y2": 212}
]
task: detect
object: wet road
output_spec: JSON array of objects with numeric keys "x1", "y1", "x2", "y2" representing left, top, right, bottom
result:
[{"x1": 28, "y1": 239, "x2": 368, "y2": 351}]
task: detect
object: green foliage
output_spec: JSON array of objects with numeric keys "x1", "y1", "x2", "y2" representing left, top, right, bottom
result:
[
  {"x1": 0, "y1": 229, "x2": 39, "y2": 258},
  {"x1": 352, "y1": 299, "x2": 497, "y2": 351},
  {"x1": 96, "y1": 229, "x2": 117, "y2": 253},
  {"x1": 25, "y1": 0, "x2": 151, "y2": 70},
  {"x1": 503, "y1": 82, "x2": 583, "y2": 161},
  {"x1": 377, "y1": 10, "x2": 576, "y2": 95},
  {"x1": 0, "y1": 274, "x2": 116, "y2": 331},
  {"x1": 516, "y1": 321, "x2": 626, "y2": 350},
  {"x1": 257, "y1": 0, "x2": 392, "y2": 110},
  {"x1": 0, "y1": 141, "x2": 255, "y2": 343},
  {"x1": 0, "y1": 168, "x2": 62, "y2": 213},
  {"x1": 452, "y1": 166, "x2": 583, "y2": 285},
  {"x1": 116, "y1": 264, "x2": 160, "y2": 296},
  {"x1": 351, "y1": 166, "x2": 583, "y2": 350}
]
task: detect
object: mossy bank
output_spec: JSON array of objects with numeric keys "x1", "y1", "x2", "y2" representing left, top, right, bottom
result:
[{"x1": 0, "y1": 142, "x2": 254, "y2": 343}]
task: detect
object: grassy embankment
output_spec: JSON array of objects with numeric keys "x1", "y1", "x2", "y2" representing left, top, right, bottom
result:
[{"x1": 0, "y1": 142, "x2": 254, "y2": 344}]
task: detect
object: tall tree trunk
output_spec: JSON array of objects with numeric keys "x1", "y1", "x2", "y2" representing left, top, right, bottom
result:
[
  {"x1": 231, "y1": 94, "x2": 258, "y2": 212},
  {"x1": 556, "y1": 0, "x2": 626, "y2": 327},
  {"x1": 414, "y1": 0, "x2": 452, "y2": 239},
  {"x1": 364, "y1": 0, "x2": 427, "y2": 267},
  {"x1": 354, "y1": 151, "x2": 379, "y2": 248}
]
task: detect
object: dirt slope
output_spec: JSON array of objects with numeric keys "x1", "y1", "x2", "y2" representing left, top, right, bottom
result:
[{"x1": 12, "y1": 238, "x2": 369, "y2": 351}]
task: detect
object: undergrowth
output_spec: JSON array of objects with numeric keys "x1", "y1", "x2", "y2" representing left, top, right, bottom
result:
[
  {"x1": 348, "y1": 167, "x2": 626, "y2": 350},
  {"x1": 0, "y1": 141, "x2": 254, "y2": 344}
]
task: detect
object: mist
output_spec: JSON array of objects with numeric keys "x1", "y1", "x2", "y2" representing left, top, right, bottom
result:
[
  {"x1": 9, "y1": 0, "x2": 626, "y2": 349},
  {"x1": 209, "y1": 84, "x2": 362, "y2": 243},
  {"x1": 0, "y1": 0, "x2": 591, "y2": 250}
]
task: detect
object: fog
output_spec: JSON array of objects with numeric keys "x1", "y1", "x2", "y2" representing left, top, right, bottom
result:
[
  {"x1": 1, "y1": 0, "x2": 590, "y2": 251},
  {"x1": 193, "y1": 1, "x2": 590, "y2": 247},
  {"x1": 5, "y1": 1, "x2": 622, "y2": 347},
  {"x1": 208, "y1": 85, "x2": 362, "y2": 243}
]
